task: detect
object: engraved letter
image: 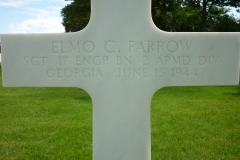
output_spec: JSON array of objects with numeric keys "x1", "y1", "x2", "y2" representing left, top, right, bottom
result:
[
  {"x1": 143, "y1": 68, "x2": 148, "y2": 77},
  {"x1": 76, "y1": 57, "x2": 81, "y2": 65},
  {"x1": 148, "y1": 41, "x2": 154, "y2": 52},
  {"x1": 183, "y1": 56, "x2": 191, "y2": 65},
  {"x1": 123, "y1": 68, "x2": 131, "y2": 77},
  {"x1": 124, "y1": 56, "x2": 131, "y2": 65},
  {"x1": 156, "y1": 57, "x2": 164, "y2": 65},
  {"x1": 128, "y1": 41, "x2": 134, "y2": 52},
  {"x1": 75, "y1": 69, "x2": 80, "y2": 78},
  {"x1": 64, "y1": 69, "x2": 72, "y2": 78},
  {"x1": 133, "y1": 68, "x2": 141, "y2": 77},
  {"x1": 82, "y1": 68, "x2": 90, "y2": 77},
  {"x1": 165, "y1": 56, "x2": 171, "y2": 65},
  {"x1": 31, "y1": 57, "x2": 39, "y2": 66},
  {"x1": 70, "y1": 41, "x2": 80, "y2": 53},
  {"x1": 40, "y1": 57, "x2": 47, "y2": 65},
  {"x1": 96, "y1": 69, "x2": 103, "y2": 77},
  {"x1": 83, "y1": 41, "x2": 94, "y2": 53},
  {"x1": 172, "y1": 56, "x2": 180, "y2": 65},
  {"x1": 117, "y1": 56, "x2": 122, "y2": 65},
  {"x1": 103, "y1": 56, "x2": 109, "y2": 65},
  {"x1": 158, "y1": 41, "x2": 164, "y2": 53},
  {"x1": 60, "y1": 41, "x2": 68, "y2": 53},
  {"x1": 167, "y1": 41, "x2": 178, "y2": 53},
  {"x1": 179, "y1": 41, "x2": 192, "y2": 51},
  {"x1": 115, "y1": 68, "x2": 121, "y2": 77},
  {"x1": 93, "y1": 56, "x2": 101, "y2": 65},
  {"x1": 52, "y1": 41, "x2": 58, "y2": 53},
  {"x1": 47, "y1": 69, "x2": 55, "y2": 78},
  {"x1": 57, "y1": 69, "x2": 62, "y2": 78},
  {"x1": 24, "y1": 56, "x2": 29, "y2": 66},
  {"x1": 136, "y1": 41, "x2": 146, "y2": 53},
  {"x1": 83, "y1": 57, "x2": 91, "y2": 65},
  {"x1": 199, "y1": 56, "x2": 207, "y2": 65},
  {"x1": 105, "y1": 41, "x2": 115, "y2": 53},
  {"x1": 211, "y1": 56, "x2": 220, "y2": 65}
]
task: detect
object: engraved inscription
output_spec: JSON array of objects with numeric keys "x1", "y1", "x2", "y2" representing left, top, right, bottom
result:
[
  {"x1": 24, "y1": 56, "x2": 47, "y2": 66},
  {"x1": 171, "y1": 68, "x2": 198, "y2": 77},
  {"x1": 51, "y1": 41, "x2": 95, "y2": 53},
  {"x1": 58, "y1": 57, "x2": 68, "y2": 65},
  {"x1": 22, "y1": 40, "x2": 222, "y2": 79},
  {"x1": 155, "y1": 68, "x2": 165, "y2": 77},
  {"x1": 46, "y1": 68, "x2": 103, "y2": 78},
  {"x1": 155, "y1": 56, "x2": 191, "y2": 65},
  {"x1": 198, "y1": 56, "x2": 219, "y2": 65},
  {"x1": 116, "y1": 56, "x2": 132, "y2": 65},
  {"x1": 128, "y1": 40, "x2": 192, "y2": 53},
  {"x1": 115, "y1": 68, "x2": 148, "y2": 77},
  {"x1": 75, "y1": 56, "x2": 109, "y2": 65},
  {"x1": 143, "y1": 56, "x2": 149, "y2": 65},
  {"x1": 105, "y1": 41, "x2": 115, "y2": 53}
]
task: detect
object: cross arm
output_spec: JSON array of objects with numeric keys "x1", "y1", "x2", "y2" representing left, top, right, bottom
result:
[
  {"x1": 147, "y1": 31, "x2": 240, "y2": 89},
  {"x1": 1, "y1": 32, "x2": 101, "y2": 90}
]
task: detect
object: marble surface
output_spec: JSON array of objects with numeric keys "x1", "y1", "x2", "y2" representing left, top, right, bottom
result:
[{"x1": 1, "y1": 0, "x2": 240, "y2": 160}]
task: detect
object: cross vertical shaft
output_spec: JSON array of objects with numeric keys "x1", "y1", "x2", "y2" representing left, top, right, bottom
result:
[{"x1": 91, "y1": 82, "x2": 153, "y2": 160}]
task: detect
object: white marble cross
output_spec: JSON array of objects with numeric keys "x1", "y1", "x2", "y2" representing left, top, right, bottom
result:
[{"x1": 1, "y1": 0, "x2": 240, "y2": 159}]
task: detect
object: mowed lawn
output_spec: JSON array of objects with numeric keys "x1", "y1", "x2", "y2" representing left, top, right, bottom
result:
[{"x1": 0, "y1": 64, "x2": 239, "y2": 159}]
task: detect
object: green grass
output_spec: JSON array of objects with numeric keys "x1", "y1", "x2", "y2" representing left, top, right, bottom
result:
[
  {"x1": 0, "y1": 63, "x2": 240, "y2": 159},
  {"x1": 151, "y1": 86, "x2": 240, "y2": 159}
]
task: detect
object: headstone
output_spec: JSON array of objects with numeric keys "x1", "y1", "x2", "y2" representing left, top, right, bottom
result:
[{"x1": 1, "y1": 0, "x2": 240, "y2": 159}]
